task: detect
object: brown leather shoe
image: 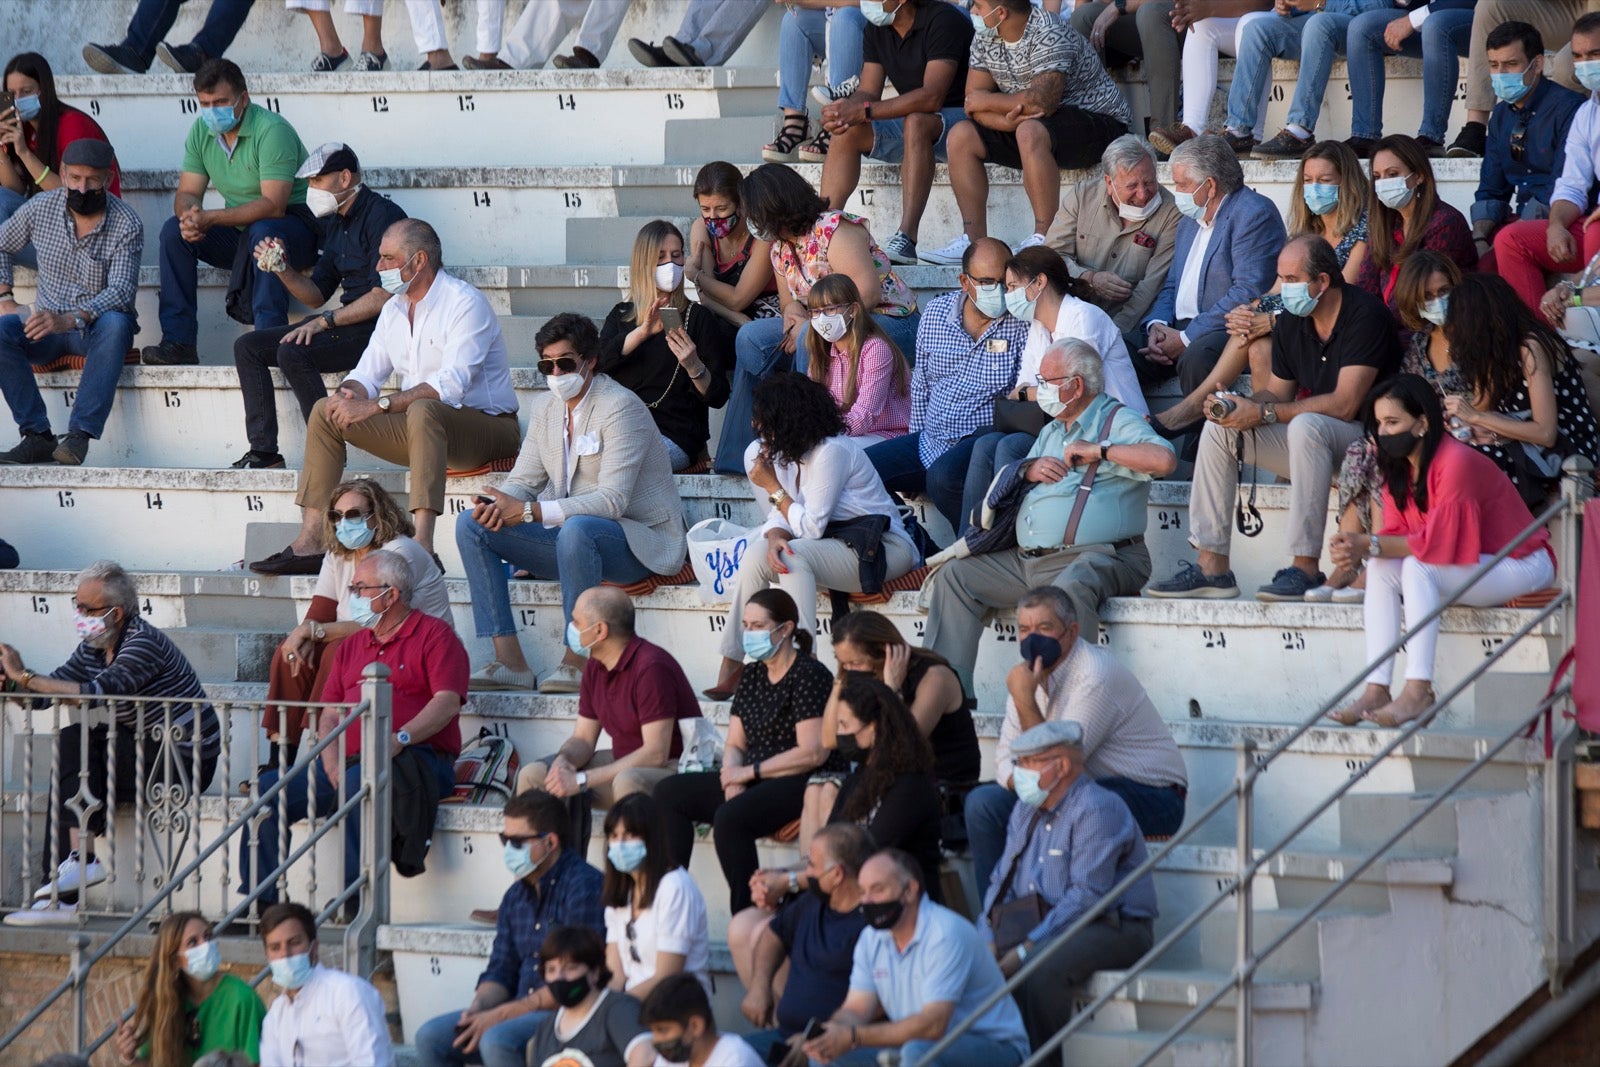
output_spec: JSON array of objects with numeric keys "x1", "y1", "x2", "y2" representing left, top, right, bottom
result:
[{"x1": 1148, "y1": 122, "x2": 1199, "y2": 157}]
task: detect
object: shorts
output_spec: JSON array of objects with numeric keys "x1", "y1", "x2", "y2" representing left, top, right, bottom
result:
[
  {"x1": 869, "y1": 106, "x2": 971, "y2": 164},
  {"x1": 974, "y1": 104, "x2": 1127, "y2": 170}
]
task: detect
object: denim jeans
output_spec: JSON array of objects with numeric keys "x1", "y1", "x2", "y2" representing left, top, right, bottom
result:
[
  {"x1": 0, "y1": 188, "x2": 37, "y2": 269},
  {"x1": 415, "y1": 1006, "x2": 551, "y2": 1067},
  {"x1": 1226, "y1": 3, "x2": 1389, "y2": 134},
  {"x1": 778, "y1": 5, "x2": 866, "y2": 112},
  {"x1": 863, "y1": 429, "x2": 971, "y2": 534},
  {"x1": 677, "y1": 0, "x2": 774, "y2": 65},
  {"x1": 958, "y1": 430, "x2": 1035, "y2": 538},
  {"x1": 963, "y1": 782, "x2": 1017, "y2": 897},
  {"x1": 455, "y1": 509, "x2": 652, "y2": 635},
  {"x1": 826, "y1": 1035, "x2": 1025, "y2": 1067},
  {"x1": 122, "y1": 0, "x2": 255, "y2": 67},
  {"x1": 1347, "y1": 6, "x2": 1474, "y2": 140},
  {"x1": 0, "y1": 310, "x2": 135, "y2": 439},
  {"x1": 156, "y1": 212, "x2": 317, "y2": 345}
]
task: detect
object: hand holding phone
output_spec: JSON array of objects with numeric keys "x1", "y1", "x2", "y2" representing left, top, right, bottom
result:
[{"x1": 659, "y1": 306, "x2": 684, "y2": 333}]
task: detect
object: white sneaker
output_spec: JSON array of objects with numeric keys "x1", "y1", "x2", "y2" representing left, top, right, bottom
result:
[
  {"x1": 469, "y1": 661, "x2": 537, "y2": 691},
  {"x1": 1332, "y1": 586, "x2": 1366, "y2": 604},
  {"x1": 1303, "y1": 585, "x2": 1335, "y2": 603},
  {"x1": 537, "y1": 662, "x2": 585, "y2": 694},
  {"x1": 33, "y1": 851, "x2": 106, "y2": 899},
  {"x1": 1015, "y1": 232, "x2": 1047, "y2": 252},
  {"x1": 921, "y1": 233, "x2": 971, "y2": 265},
  {"x1": 4, "y1": 900, "x2": 79, "y2": 926}
]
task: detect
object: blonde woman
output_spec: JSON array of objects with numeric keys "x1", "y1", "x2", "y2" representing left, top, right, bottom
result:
[
  {"x1": 803, "y1": 273, "x2": 911, "y2": 441},
  {"x1": 599, "y1": 219, "x2": 737, "y2": 470},
  {"x1": 115, "y1": 911, "x2": 264, "y2": 1066},
  {"x1": 261, "y1": 478, "x2": 452, "y2": 767}
]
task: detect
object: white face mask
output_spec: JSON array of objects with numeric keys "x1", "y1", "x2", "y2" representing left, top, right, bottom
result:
[
  {"x1": 655, "y1": 262, "x2": 684, "y2": 292},
  {"x1": 1035, "y1": 382, "x2": 1068, "y2": 417},
  {"x1": 305, "y1": 183, "x2": 355, "y2": 218},
  {"x1": 549, "y1": 368, "x2": 587, "y2": 401},
  {"x1": 811, "y1": 311, "x2": 850, "y2": 343},
  {"x1": 1111, "y1": 183, "x2": 1159, "y2": 222}
]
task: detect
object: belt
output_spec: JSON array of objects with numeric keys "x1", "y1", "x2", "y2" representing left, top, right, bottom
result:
[{"x1": 1020, "y1": 535, "x2": 1144, "y2": 559}]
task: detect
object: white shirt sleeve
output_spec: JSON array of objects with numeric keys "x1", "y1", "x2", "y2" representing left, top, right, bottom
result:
[
  {"x1": 344, "y1": 308, "x2": 396, "y2": 400},
  {"x1": 427, "y1": 282, "x2": 505, "y2": 408},
  {"x1": 1408, "y1": 4, "x2": 1429, "y2": 28},
  {"x1": 1553, "y1": 100, "x2": 1600, "y2": 211},
  {"x1": 995, "y1": 697, "x2": 1021, "y2": 785},
  {"x1": 542, "y1": 500, "x2": 566, "y2": 527},
  {"x1": 341, "y1": 975, "x2": 396, "y2": 1067},
  {"x1": 782, "y1": 440, "x2": 850, "y2": 540},
  {"x1": 651, "y1": 869, "x2": 709, "y2": 957}
]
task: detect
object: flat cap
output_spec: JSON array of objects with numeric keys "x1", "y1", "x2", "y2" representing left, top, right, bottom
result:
[
  {"x1": 61, "y1": 138, "x2": 116, "y2": 170},
  {"x1": 295, "y1": 142, "x2": 360, "y2": 179},
  {"x1": 1012, "y1": 719, "x2": 1084, "y2": 756}
]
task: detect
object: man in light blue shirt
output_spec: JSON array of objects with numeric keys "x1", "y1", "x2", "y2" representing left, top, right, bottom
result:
[
  {"x1": 923, "y1": 338, "x2": 1177, "y2": 683},
  {"x1": 804, "y1": 849, "x2": 1029, "y2": 1067},
  {"x1": 981, "y1": 719, "x2": 1158, "y2": 1050}
]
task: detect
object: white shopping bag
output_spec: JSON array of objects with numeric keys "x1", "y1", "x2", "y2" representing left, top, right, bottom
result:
[{"x1": 686, "y1": 517, "x2": 751, "y2": 605}]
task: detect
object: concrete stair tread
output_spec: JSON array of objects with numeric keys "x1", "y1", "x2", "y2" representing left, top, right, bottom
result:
[
  {"x1": 55, "y1": 68, "x2": 793, "y2": 96},
  {"x1": 1084, "y1": 967, "x2": 1314, "y2": 1012},
  {"x1": 1059, "y1": 1028, "x2": 1234, "y2": 1066}
]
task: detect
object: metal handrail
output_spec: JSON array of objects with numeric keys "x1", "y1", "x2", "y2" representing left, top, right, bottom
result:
[
  {"x1": 0, "y1": 664, "x2": 393, "y2": 1056},
  {"x1": 915, "y1": 460, "x2": 1589, "y2": 1067}
]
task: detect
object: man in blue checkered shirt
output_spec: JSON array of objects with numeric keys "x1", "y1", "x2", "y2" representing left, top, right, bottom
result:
[{"x1": 864, "y1": 237, "x2": 1029, "y2": 530}]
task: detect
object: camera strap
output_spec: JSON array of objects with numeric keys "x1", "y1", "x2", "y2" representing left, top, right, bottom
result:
[{"x1": 1235, "y1": 429, "x2": 1263, "y2": 538}]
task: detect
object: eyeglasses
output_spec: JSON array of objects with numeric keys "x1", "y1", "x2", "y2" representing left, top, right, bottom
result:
[
  {"x1": 346, "y1": 583, "x2": 390, "y2": 596},
  {"x1": 72, "y1": 601, "x2": 114, "y2": 615},
  {"x1": 327, "y1": 508, "x2": 371, "y2": 523},
  {"x1": 537, "y1": 356, "x2": 582, "y2": 376},
  {"x1": 809, "y1": 303, "x2": 852, "y2": 317},
  {"x1": 1509, "y1": 116, "x2": 1529, "y2": 162},
  {"x1": 1035, "y1": 373, "x2": 1081, "y2": 388},
  {"x1": 499, "y1": 831, "x2": 547, "y2": 848},
  {"x1": 964, "y1": 275, "x2": 1003, "y2": 287},
  {"x1": 625, "y1": 919, "x2": 642, "y2": 963}
]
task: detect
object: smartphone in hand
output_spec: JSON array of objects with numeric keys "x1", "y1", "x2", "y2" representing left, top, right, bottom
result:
[{"x1": 658, "y1": 306, "x2": 684, "y2": 333}]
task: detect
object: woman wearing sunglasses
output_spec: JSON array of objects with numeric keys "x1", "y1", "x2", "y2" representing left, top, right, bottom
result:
[
  {"x1": 803, "y1": 273, "x2": 911, "y2": 442},
  {"x1": 261, "y1": 477, "x2": 452, "y2": 769},
  {"x1": 601, "y1": 794, "x2": 711, "y2": 1002}
]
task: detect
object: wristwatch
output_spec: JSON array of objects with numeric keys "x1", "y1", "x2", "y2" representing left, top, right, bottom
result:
[
  {"x1": 1368, "y1": 534, "x2": 1381, "y2": 559},
  {"x1": 322, "y1": 309, "x2": 338, "y2": 328},
  {"x1": 769, "y1": 488, "x2": 788, "y2": 507},
  {"x1": 1261, "y1": 401, "x2": 1279, "y2": 425},
  {"x1": 575, "y1": 771, "x2": 589, "y2": 789},
  {"x1": 395, "y1": 729, "x2": 411, "y2": 746},
  {"x1": 312, "y1": 622, "x2": 327, "y2": 641},
  {"x1": 523, "y1": 501, "x2": 535, "y2": 525},
  {"x1": 787, "y1": 870, "x2": 801, "y2": 896},
  {"x1": 72, "y1": 313, "x2": 86, "y2": 331},
  {"x1": 377, "y1": 395, "x2": 392, "y2": 412},
  {"x1": 1099, "y1": 441, "x2": 1111, "y2": 462}
]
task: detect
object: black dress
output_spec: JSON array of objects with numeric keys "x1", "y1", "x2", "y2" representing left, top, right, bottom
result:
[
  {"x1": 901, "y1": 656, "x2": 981, "y2": 785},
  {"x1": 598, "y1": 300, "x2": 736, "y2": 463}
]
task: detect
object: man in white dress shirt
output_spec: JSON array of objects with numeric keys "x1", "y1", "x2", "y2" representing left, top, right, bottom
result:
[
  {"x1": 258, "y1": 901, "x2": 394, "y2": 1067},
  {"x1": 251, "y1": 218, "x2": 521, "y2": 573}
]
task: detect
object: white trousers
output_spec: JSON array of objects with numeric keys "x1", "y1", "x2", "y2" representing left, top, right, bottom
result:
[
  {"x1": 502, "y1": 0, "x2": 631, "y2": 68},
  {"x1": 285, "y1": 0, "x2": 504, "y2": 54},
  {"x1": 1363, "y1": 550, "x2": 1555, "y2": 686},
  {"x1": 1181, "y1": 12, "x2": 1272, "y2": 137}
]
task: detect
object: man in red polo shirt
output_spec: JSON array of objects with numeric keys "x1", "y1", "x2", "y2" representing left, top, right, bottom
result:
[
  {"x1": 515, "y1": 585, "x2": 702, "y2": 807},
  {"x1": 240, "y1": 548, "x2": 467, "y2": 906}
]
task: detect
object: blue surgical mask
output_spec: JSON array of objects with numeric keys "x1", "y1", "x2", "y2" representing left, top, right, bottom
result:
[
  {"x1": 565, "y1": 620, "x2": 594, "y2": 657},
  {"x1": 183, "y1": 938, "x2": 221, "y2": 982},
  {"x1": 269, "y1": 951, "x2": 313, "y2": 990},
  {"x1": 1577, "y1": 60, "x2": 1600, "y2": 94},
  {"x1": 1173, "y1": 186, "x2": 1208, "y2": 223},
  {"x1": 378, "y1": 256, "x2": 415, "y2": 296},
  {"x1": 747, "y1": 222, "x2": 772, "y2": 243},
  {"x1": 13, "y1": 94, "x2": 40, "y2": 122},
  {"x1": 970, "y1": 281, "x2": 1006, "y2": 319},
  {"x1": 1035, "y1": 382, "x2": 1067, "y2": 418},
  {"x1": 1003, "y1": 284, "x2": 1037, "y2": 322},
  {"x1": 335, "y1": 517, "x2": 374, "y2": 551},
  {"x1": 1301, "y1": 182, "x2": 1340, "y2": 216},
  {"x1": 608, "y1": 839, "x2": 648, "y2": 873},
  {"x1": 1491, "y1": 70, "x2": 1532, "y2": 105},
  {"x1": 504, "y1": 840, "x2": 537, "y2": 879},
  {"x1": 1012, "y1": 765, "x2": 1049, "y2": 808},
  {"x1": 348, "y1": 589, "x2": 386, "y2": 628},
  {"x1": 743, "y1": 628, "x2": 778, "y2": 661},
  {"x1": 201, "y1": 103, "x2": 240, "y2": 135},
  {"x1": 971, "y1": 6, "x2": 1000, "y2": 38},
  {"x1": 1280, "y1": 282, "x2": 1319, "y2": 318},
  {"x1": 1373, "y1": 176, "x2": 1414, "y2": 210},
  {"x1": 861, "y1": 0, "x2": 898, "y2": 26},
  {"x1": 1419, "y1": 294, "x2": 1449, "y2": 327}
]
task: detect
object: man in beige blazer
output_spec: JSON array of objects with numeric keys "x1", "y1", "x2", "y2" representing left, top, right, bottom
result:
[{"x1": 458, "y1": 313, "x2": 688, "y2": 693}]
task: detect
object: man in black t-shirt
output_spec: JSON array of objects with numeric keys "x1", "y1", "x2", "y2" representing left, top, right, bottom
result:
[
  {"x1": 818, "y1": 0, "x2": 973, "y2": 266},
  {"x1": 1146, "y1": 234, "x2": 1400, "y2": 603}
]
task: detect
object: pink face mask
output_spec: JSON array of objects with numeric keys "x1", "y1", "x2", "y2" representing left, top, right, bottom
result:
[{"x1": 75, "y1": 611, "x2": 111, "y2": 643}]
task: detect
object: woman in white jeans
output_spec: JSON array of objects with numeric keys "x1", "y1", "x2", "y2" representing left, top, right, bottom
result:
[
  {"x1": 1328, "y1": 374, "x2": 1556, "y2": 728},
  {"x1": 1149, "y1": 1, "x2": 1274, "y2": 154},
  {"x1": 705, "y1": 370, "x2": 919, "y2": 698}
]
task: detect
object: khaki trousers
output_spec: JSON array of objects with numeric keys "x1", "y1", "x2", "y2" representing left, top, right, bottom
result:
[
  {"x1": 296, "y1": 397, "x2": 523, "y2": 514},
  {"x1": 515, "y1": 750, "x2": 676, "y2": 809}
]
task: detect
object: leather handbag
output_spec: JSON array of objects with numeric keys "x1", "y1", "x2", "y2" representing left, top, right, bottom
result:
[
  {"x1": 992, "y1": 397, "x2": 1050, "y2": 436},
  {"x1": 987, "y1": 806, "x2": 1050, "y2": 954}
]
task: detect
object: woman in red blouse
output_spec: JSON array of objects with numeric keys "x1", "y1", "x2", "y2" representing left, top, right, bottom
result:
[
  {"x1": 1356, "y1": 135, "x2": 1475, "y2": 324},
  {"x1": 0, "y1": 52, "x2": 121, "y2": 244},
  {"x1": 1327, "y1": 374, "x2": 1555, "y2": 728}
]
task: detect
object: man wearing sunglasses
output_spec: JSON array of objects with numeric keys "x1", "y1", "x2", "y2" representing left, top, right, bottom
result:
[
  {"x1": 251, "y1": 217, "x2": 521, "y2": 575},
  {"x1": 1472, "y1": 21, "x2": 1584, "y2": 267},
  {"x1": 415, "y1": 789, "x2": 604, "y2": 1067}
]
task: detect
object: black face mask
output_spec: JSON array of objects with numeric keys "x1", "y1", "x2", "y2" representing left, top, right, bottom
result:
[
  {"x1": 834, "y1": 731, "x2": 868, "y2": 763},
  {"x1": 652, "y1": 1033, "x2": 695, "y2": 1064},
  {"x1": 1375, "y1": 431, "x2": 1420, "y2": 459},
  {"x1": 546, "y1": 975, "x2": 590, "y2": 1007},
  {"x1": 67, "y1": 186, "x2": 107, "y2": 217},
  {"x1": 861, "y1": 897, "x2": 905, "y2": 930}
]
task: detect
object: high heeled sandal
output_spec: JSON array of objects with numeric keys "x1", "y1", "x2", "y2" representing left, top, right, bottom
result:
[
  {"x1": 798, "y1": 128, "x2": 831, "y2": 163},
  {"x1": 762, "y1": 114, "x2": 810, "y2": 164}
]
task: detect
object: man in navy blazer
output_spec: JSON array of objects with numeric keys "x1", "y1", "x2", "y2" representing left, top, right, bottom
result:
[{"x1": 1134, "y1": 135, "x2": 1285, "y2": 430}]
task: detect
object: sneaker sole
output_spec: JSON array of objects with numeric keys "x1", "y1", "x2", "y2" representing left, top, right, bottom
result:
[
  {"x1": 1256, "y1": 588, "x2": 1317, "y2": 602},
  {"x1": 1143, "y1": 586, "x2": 1240, "y2": 600},
  {"x1": 1445, "y1": 148, "x2": 1481, "y2": 159},
  {"x1": 1148, "y1": 132, "x2": 1187, "y2": 155},
  {"x1": 468, "y1": 678, "x2": 532, "y2": 691},
  {"x1": 1331, "y1": 590, "x2": 1366, "y2": 604},
  {"x1": 82, "y1": 46, "x2": 140, "y2": 75},
  {"x1": 538, "y1": 681, "x2": 581, "y2": 694},
  {"x1": 919, "y1": 251, "x2": 968, "y2": 266},
  {"x1": 34, "y1": 872, "x2": 105, "y2": 900},
  {"x1": 155, "y1": 44, "x2": 193, "y2": 73},
  {"x1": 51, "y1": 450, "x2": 84, "y2": 466},
  {"x1": 887, "y1": 252, "x2": 918, "y2": 266},
  {"x1": 1251, "y1": 147, "x2": 1305, "y2": 160}
]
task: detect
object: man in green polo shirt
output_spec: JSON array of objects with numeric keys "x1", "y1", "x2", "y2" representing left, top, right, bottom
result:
[{"x1": 144, "y1": 58, "x2": 318, "y2": 366}]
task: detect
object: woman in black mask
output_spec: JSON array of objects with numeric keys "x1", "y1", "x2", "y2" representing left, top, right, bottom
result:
[{"x1": 526, "y1": 925, "x2": 647, "y2": 1067}]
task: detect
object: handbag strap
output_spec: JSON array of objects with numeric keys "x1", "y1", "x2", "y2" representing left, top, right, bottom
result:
[
  {"x1": 988, "y1": 803, "x2": 1050, "y2": 923},
  {"x1": 1060, "y1": 401, "x2": 1124, "y2": 549}
]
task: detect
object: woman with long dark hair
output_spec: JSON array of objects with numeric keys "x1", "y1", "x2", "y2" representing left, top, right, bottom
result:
[
  {"x1": 1356, "y1": 135, "x2": 1475, "y2": 318},
  {"x1": 1326, "y1": 375, "x2": 1556, "y2": 727},
  {"x1": 115, "y1": 911, "x2": 265, "y2": 1066},
  {"x1": 600, "y1": 794, "x2": 710, "y2": 1000},
  {"x1": 684, "y1": 161, "x2": 779, "y2": 325}
]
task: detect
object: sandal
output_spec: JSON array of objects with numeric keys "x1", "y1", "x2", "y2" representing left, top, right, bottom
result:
[
  {"x1": 798, "y1": 128, "x2": 831, "y2": 163},
  {"x1": 762, "y1": 113, "x2": 810, "y2": 164},
  {"x1": 1363, "y1": 685, "x2": 1437, "y2": 728}
]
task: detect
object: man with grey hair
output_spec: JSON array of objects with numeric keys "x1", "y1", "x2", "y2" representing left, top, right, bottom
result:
[
  {"x1": 1138, "y1": 134, "x2": 1285, "y2": 410},
  {"x1": 251, "y1": 217, "x2": 521, "y2": 574},
  {"x1": 980, "y1": 719, "x2": 1159, "y2": 1050},
  {"x1": 0, "y1": 561, "x2": 220, "y2": 925},
  {"x1": 1147, "y1": 233, "x2": 1399, "y2": 601},
  {"x1": 925, "y1": 339, "x2": 1175, "y2": 687},
  {"x1": 240, "y1": 548, "x2": 467, "y2": 907},
  {"x1": 963, "y1": 583, "x2": 1187, "y2": 891},
  {"x1": 1043, "y1": 134, "x2": 1182, "y2": 334}
]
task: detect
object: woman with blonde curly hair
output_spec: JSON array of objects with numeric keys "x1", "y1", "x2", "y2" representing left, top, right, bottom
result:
[
  {"x1": 259, "y1": 478, "x2": 453, "y2": 768},
  {"x1": 114, "y1": 911, "x2": 264, "y2": 1066}
]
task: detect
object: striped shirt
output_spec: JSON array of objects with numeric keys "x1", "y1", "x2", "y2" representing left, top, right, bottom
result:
[
  {"x1": 0, "y1": 188, "x2": 143, "y2": 320},
  {"x1": 48, "y1": 615, "x2": 220, "y2": 755},
  {"x1": 969, "y1": 7, "x2": 1131, "y2": 126},
  {"x1": 909, "y1": 291, "x2": 1029, "y2": 467}
]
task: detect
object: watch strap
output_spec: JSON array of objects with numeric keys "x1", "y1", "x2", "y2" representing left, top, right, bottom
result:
[{"x1": 523, "y1": 501, "x2": 535, "y2": 525}]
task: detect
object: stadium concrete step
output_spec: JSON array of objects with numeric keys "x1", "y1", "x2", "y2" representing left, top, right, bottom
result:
[
  {"x1": 164, "y1": 624, "x2": 289, "y2": 683},
  {"x1": 1057, "y1": 1027, "x2": 1234, "y2": 1067}
]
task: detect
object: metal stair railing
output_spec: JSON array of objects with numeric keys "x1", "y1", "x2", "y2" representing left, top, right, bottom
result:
[
  {"x1": 915, "y1": 457, "x2": 1592, "y2": 1067},
  {"x1": 0, "y1": 662, "x2": 393, "y2": 1058}
]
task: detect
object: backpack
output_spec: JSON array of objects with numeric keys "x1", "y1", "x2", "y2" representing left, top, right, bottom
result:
[{"x1": 447, "y1": 727, "x2": 520, "y2": 805}]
